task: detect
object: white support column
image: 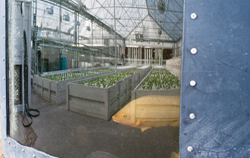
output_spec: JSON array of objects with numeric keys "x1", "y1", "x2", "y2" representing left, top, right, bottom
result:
[
  {"x1": 149, "y1": 49, "x2": 153, "y2": 65},
  {"x1": 128, "y1": 47, "x2": 131, "y2": 65},
  {"x1": 143, "y1": 48, "x2": 145, "y2": 65},
  {"x1": 137, "y1": 48, "x2": 139, "y2": 65},
  {"x1": 133, "y1": 48, "x2": 135, "y2": 65},
  {"x1": 131, "y1": 48, "x2": 133, "y2": 65},
  {"x1": 140, "y1": 48, "x2": 142, "y2": 65},
  {"x1": 147, "y1": 49, "x2": 149, "y2": 65},
  {"x1": 135, "y1": 48, "x2": 137, "y2": 65},
  {"x1": 136, "y1": 48, "x2": 138, "y2": 64}
]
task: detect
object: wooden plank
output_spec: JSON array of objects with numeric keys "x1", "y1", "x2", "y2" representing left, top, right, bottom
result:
[
  {"x1": 50, "y1": 81, "x2": 57, "y2": 91},
  {"x1": 43, "y1": 90, "x2": 50, "y2": 100},
  {"x1": 109, "y1": 100, "x2": 119, "y2": 118},
  {"x1": 36, "y1": 77, "x2": 43, "y2": 86},
  {"x1": 119, "y1": 92, "x2": 127, "y2": 106},
  {"x1": 108, "y1": 85, "x2": 119, "y2": 102},
  {"x1": 68, "y1": 99, "x2": 106, "y2": 115},
  {"x1": 43, "y1": 79, "x2": 50, "y2": 89},
  {"x1": 37, "y1": 86, "x2": 43, "y2": 95},
  {"x1": 51, "y1": 95, "x2": 57, "y2": 104},
  {"x1": 69, "y1": 106, "x2": 106, "y2": 120},
  {"x1": 68, "y1": 84, "x2": 105, "y2": 102},
  {"x1": 133, "y1": 89, "x2": 181, "y2": 99},
  {"x1": 104, "y1": 89, "x2": 109, "y2": 120}
]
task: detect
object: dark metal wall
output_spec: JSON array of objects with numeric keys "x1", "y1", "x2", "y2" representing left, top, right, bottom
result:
[{"x1": 180, "y1": 0, "x2": 250, "y2": 157}]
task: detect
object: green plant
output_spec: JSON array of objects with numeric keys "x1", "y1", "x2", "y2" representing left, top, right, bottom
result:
[
  {"x1": 41, "y1": 68, "x2": 114, "y2": 81},
  {"x1": 79, "y1": 68, "x2": 142, "y2": 88},
  {"x1": 139, "y1": 68, "x2": 180, "y2": 90}
]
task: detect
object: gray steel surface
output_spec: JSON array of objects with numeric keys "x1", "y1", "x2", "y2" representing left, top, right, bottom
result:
[{"x1": 180, "y1": 0, "x2": 250, "y2": 157}]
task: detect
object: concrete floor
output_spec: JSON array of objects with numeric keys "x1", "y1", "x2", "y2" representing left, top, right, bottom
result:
[{"x1": 11, "y1": 89, "x2": 179, "y2": 158}]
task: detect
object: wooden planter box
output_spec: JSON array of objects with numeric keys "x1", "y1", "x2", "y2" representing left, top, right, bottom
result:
[
  {"x1": 66, "y1": 66, "x2": 151, "y2": 120},
  {"x1": 33, "y1": 67, "x2": 132, "y2": 105}
]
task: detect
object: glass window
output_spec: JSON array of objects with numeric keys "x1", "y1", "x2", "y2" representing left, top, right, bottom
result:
[{"x1": 8, "y1": 0, "x2": 182, "y2": 157}]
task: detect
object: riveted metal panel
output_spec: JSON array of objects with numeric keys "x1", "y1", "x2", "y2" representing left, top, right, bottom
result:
[
  {"x1": 180, "y1": 0, "x2": 250, "y2": 157},
  {"x1": 0, "y1": 1, "x2": 57, "y2": 158}
]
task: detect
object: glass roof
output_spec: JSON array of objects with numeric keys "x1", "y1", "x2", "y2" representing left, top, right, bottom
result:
[
  {"x1": 126, "y1": 15, "x2": 173, "y2": 42},
  {"x1": 83, "y1": 0, "x2": 183, "y2": 41},
  {"x1": 147, "y1": 0, "x2": 183, "y2": 41},
  {"x1": 83, "y1": 0, "x2": 148, "y2": 37}
]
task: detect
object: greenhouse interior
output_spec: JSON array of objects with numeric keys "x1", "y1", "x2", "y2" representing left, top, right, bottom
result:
[{"x1": 8, "y1": 0, "x2": 183, "y2": 157}]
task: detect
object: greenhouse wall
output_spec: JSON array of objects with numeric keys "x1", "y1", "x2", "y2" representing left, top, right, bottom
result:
[{"x1": 66, "y1": 66, "x2": 151, "y2": 120}]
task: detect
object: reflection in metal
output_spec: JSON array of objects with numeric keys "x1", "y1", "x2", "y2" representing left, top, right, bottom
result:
[
  {"x1": 112, "y1": 95, "x2": 180, "y2": 132},
  {"x1": 21, "y1": 113, "x2": 38, "y2": 147},
  {"x1": 157, "y1": 0, "x2": 166, "y2": 14}
]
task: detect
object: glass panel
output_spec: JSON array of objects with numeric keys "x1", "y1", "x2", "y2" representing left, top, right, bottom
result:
[{"x1": 8, "y1": 0, "x2": 183, "y2": 157}]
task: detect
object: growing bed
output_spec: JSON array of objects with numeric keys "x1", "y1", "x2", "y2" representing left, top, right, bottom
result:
[
  {"x1": 33, "y1": 67, "x2": 132, "y2": 105},
  {"x1": 66, "y1": 66, "x2": 152, "y2": 120},
  {"x1": 132, "y1": 67, "x2": 181, "y2": 101},
  {"x1": 130, "y1": 68, "x2": 181, "y2": 125}
]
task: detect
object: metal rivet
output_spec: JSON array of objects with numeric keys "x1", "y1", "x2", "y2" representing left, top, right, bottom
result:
[
  {"x1": 187, "y1": 146, "x2": 193, "y2": 152},
  {"x1": 13, "y1": 145, "x2": 16, "y2": 148},
  {"x1": 4, "y1": 115, "x2": 6, "y2": 118},
  {"x1": 191, "y1": 48, "x2": 197, "y2": 54},
  {"x1": 22, "y1": 149, "x2": 25, "y2": 153},
  {"x1": 3, "y1": 96, "x2": 5, "y2": 99},
  {"x1": 3, "y1": 77, "x2": 5, "y2": 80},
  {"x1": 4, "y1": 137, "x2": 6, "y2": 140},
  {"x1": 2, "y1": 58, "x2": 5, "y2": 62},
  {"x1": 191, "y1": 13, "x2": 197, "y2": 19},
  {"x1": 2, "y1": 14, "x2": 4, "y2": 18},
  {"x1": 2, "y1": 35, "x2": 4, "y2": 38},
  {"x1": 189, "y1": 113, "x2": 196, "y2": 119},
  {"x1": 33, "y1": 154, "x2": 36, "y2": 158},
  {"x1": 190, "y1": 80, "x2": 196, "y2": 87},
  {"x1": 8, "y1": 141, "x2": 10, "y2": 144}
]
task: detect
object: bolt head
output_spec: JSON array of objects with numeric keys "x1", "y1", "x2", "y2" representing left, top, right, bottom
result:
[
  {"x1": 33, "y1": 154, "x2": 36, "y2": 158},
  {"x1": 190, "y1": 80, "x2": 196, "y2": 87},
  {"x1": 191, "y1": 13, "x2": 197, "y2": 19},
  {"x1": 189, "y1": 113, "x2": 196, "y2": 119},
  {"x1": 191, "y1": 48, "x2": 197, "y2": 54},
  {"x1": 187, "y1": 146, "x2": 193, "y2": 152},
  {"x1": 22, "y1": 149, "x2": 25, "y2": 153}
]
